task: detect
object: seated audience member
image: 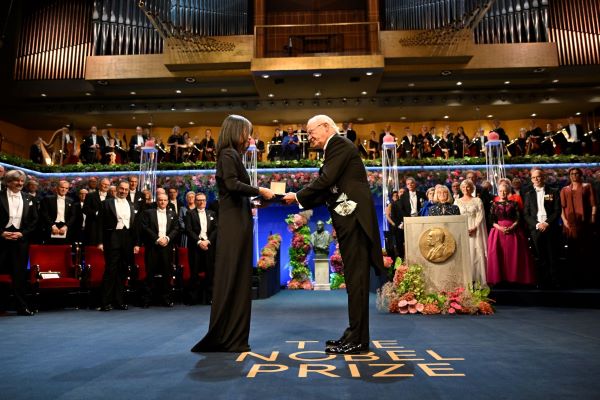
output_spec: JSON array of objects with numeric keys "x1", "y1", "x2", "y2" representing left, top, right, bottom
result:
[
  {"x1": 429, "y1": 185, "x2": 460, "y2": 216},
  {"x1": 523, "y1": 167, "x2": 562, "y2": 288},
  {"x1": 282, "y1": 128, "x2": 300, "y2": 160},
  {"x1": 487, "y1": 182, "x2": 535, "y2": 286}
]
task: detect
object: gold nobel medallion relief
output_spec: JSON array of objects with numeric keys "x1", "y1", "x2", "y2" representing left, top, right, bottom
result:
[{"x1": 419, "y1": 227, "x2": 456, "y2": 263}]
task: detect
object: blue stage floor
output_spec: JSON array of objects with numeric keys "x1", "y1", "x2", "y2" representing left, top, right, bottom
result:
[{"x1": 1, "y1": 290, "x2": 599, "y2": 400}]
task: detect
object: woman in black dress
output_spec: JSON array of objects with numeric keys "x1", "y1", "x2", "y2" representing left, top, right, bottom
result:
[{"x1": 191, "y1": 115, "x2": 274, "y2": 353}]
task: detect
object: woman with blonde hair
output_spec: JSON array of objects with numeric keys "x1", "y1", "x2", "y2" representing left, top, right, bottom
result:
[
  {"x1": 455, "y1": 179, "x2": 488, "y2": 284},
  {"x1": 429, "y1": 184, "x2": 460, "y2": 216}
]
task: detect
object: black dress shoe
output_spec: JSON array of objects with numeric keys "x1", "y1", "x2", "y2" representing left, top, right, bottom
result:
[
  {"x1": 325, "y1": 343, "x2": 369, "y2": 355},
  {"x1": 326, "y1": 339, "x2": 344, "y2": 347},
  {"x1": 97, "y1": 305, "x2": 112, "y2": 312},
  {"x1": 17, "y1": 308, "x2": 34, "y2": 316},
  {"x1": 115, "y1": 304, "x2": 128, "y2": 310}
]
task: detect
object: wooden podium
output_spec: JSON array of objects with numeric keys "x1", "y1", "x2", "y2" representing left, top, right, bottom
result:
[{"x1": 403, "y1": 215, "x2": 472, "y2": 292}]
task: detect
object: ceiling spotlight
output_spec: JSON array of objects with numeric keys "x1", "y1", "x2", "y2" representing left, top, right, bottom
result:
[
  {"x1": 314, "y1": 91, "x2": 321, "y2": 97},
  {"x1": 189, "y1": 121, "x2": 195, "y2": 125},
  {"x1": 552, "y1": 79, "x2": 559, "y2": 83},
  {"x1": 272, "y1": 119, "x2": 279, "y2": 124},
  {"x1": 441, "y1": 70, "x2": 452, "y2": 76},
  {"x1": 408, "y1": 83, "x2": 415, "y2": 87},
  {"x1": 365, "y1": 72, "x2": 373, "y2": 76},
  {"x1": 41, "y1": 93, "x2": 47, "y2": 97},
  {"x1": 487, "y1": 114, "x2": 494, "y2": 118},
  {"x1": 106, "y1": 123, "x2": 112, "y2": 127},
  {"x1": 531, "y1": 113, "x2": 537, "y2": 117},
  {"x1": 132, "y1": 116, "x2": 136, "y2": 120},
  {"x1": 357, "y1": 117, "x2": 364, "y2": 121},
  {"x1": 361, "y1": 91, "x2": 367, "y2": 95},
  {"x1": 147, "y1": 122, "x2": 153, "y2": 126},
  {"x1": 171, "y1": 107, "x2": 176, "y2": 111},
  {"x1": 504, "y1": 81, "x2": 510, "y2": 85},
  {"x1": 130, "y1": 103, "x2": 136, "y2": 107},
  {"x1": 185, "y1": 77, "x2": 196, "y2": 83},
  {"x1": 456, "y1": 81, "x2": 463, "y2": 86},
  {"x1": 575, "y1": 112, "x2": 581, "y2": 115},
  {"x1": 443, "y1": 115, "x2": 449, "y2": 119},
  {"x1": 342, "y1": 98, "x2": 347, "y2": 103},
  {"x1": 312, "y1": 72, "x2": 322, "y2": 78},
  {"x1": 268, "y1": 93, "x2": 274, "y2": 98},
  {"x1": 175, "y1": 89, "x2": 182, "y2": 94},
  {"x1": 220, "y1": 88, "x2": 228, "y2": 93},
  {"x1": 185, "y1": 108, "x2": 190, "y2": 111},
  {"x1": 400, "y1": 116, "x2": 407, "y2": 120},
  {"x1": 261, "y1": 74, "x2": 270, "y2": 79},
  {"x1": 85, "y1": 92, "x2": 92, "y2": 96}
]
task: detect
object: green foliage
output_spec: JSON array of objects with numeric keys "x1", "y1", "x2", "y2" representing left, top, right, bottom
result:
[
  {"x1": 396, "y1": 264, "x2": 426, "y2": 301},
  {"x1": 290, "y1": 264, "x2": 311, "y2": 281},
  {"x1": 330, "y1": 273, "x2": 345, "y2": 290}
]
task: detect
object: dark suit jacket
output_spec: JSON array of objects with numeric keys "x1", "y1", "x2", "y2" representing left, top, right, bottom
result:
[
  {"x1": 128, "y1": 135, "x2": 148, "y2": 152},
  {"x1": 296, "y1": 134, "x2": 384, "y2": 272},
  {"x1": 82, "y1": 190, "x2": 109, "y2": 245},
  {"x1": 523, "y1": 186, "x2": 561, "y2": 231},
  {"x1": 98, "y1": 197, "x2": 137, "y2": 245},
  {"x1": 39, "y1": 195, "x2": 77, "y2": 239},
  {"x1": 139, "y1": 208, "x2": 179, "y2": 246},
  {"x1": 128, "y1": 190, "x2": 146, "y2": 212},
  {"x1": 0, "y1": 191, "x2": 39, "y2": 239},
  {"x1": 398, "y1": 190, "x2": 426, "y2": 222},
  {"x1": 184, "y1": 208, "x2": 217, "y2": 245}
]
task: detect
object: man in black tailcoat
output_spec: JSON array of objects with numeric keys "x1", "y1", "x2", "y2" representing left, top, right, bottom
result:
[
  {"x1": 97, "y1": 181, "x2": 138, "y2": 311},
  {"x1": 283, "y1": 114, "x2": 384, "y2": 355},
  {"x1": 39, "y1": 179, "x2": 76, "y2": 244},
  {"x1": 0, "y1": 170, "x2": 38, "y2": 315},
  {"x1": 523, "y1": 167, "x2": 562, "y2": 288},
  {"x1": 185, "y1": 192, "x2": 217, "y2": 304},
  {"x1": 82, "y1": 177, "x2": 110, "y2": 246},
  {"x1": 139, "y1": 192, "x2": 179, "y2": 307}
]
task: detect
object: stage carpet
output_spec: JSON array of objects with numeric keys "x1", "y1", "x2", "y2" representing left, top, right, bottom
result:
[{"x1": 1, "y1": 290, "x2": 599, "y2": 400}]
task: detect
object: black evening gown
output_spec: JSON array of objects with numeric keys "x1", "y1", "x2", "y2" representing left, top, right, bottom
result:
[{"x1": 191, "y1": 148, "x2": 259, "y2": 352}]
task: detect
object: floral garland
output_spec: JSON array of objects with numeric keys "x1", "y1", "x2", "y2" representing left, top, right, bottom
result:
[
  {"x1": 376, "y1": 258, "x2": 494, "y2": 315},
  {"x1": 285, "y1": 213, "x2": 313, "y2": 290},
  {"x1": 256, "y1": 234, "x2": 282, "y2": 272},
  {"x1": 329, "y1": 244, "x2": 345, "y2": 290}
]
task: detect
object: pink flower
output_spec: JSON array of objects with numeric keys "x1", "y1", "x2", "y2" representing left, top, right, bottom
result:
[{"x1": 448, "y1": 308, "x2": 456, "y2": 314}]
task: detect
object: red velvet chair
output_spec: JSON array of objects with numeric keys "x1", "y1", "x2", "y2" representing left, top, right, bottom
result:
[
  {"x1": 82, "y1": 245, "x2": 106, "y2": 308},
  {"x1": 29, "y1": 244, "x2": 81, "y2": 310},
  {"x1": 176, "y1": 247, "x2": 205, "y2": 303}
]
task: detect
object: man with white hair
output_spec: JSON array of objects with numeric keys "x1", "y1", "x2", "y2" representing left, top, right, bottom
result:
[
  {"x1": 283, "y1": 115, "x2": 384, "y2": 355},
  {"x1": 0, "y1": 169, "x2": 38, "y2": 315}
]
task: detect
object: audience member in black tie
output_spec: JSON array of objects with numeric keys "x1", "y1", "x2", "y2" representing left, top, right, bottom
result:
[
  {"x1": 283, "y1": 114, "x2": 384, "y2": 355},
  {"x1": 167, "y1": 187, "x2": 181, "y2": 214},
  {"x1": 252, "y1": 131, "x2": 265, "y2": 161},
  {"x1": 400, "y1": 127, "x2": 418, "y2": 159},
  {"x1": 25, "y1": 179, "x2": 42, "y2": 243},
  {"x1": 82, "y1": 126, "x2": 104, "y2": 164},
  {"x1": 73, "y1": 188, "x2": 88, "y2": 244},
  {"x1": 127, "y1": 175, "x2": 145, "y2": 212},
  {"x1": 128, "y1": 126, "x2": 147, "y2": 163},
  {"x1": 399, "y1": 177, "x2": 426, "y2": 224},
  {"x1": 86, "y1": 176, "x2": 98, "y2": 193},
  {"x1": 526, "y1": 120, "x2": 545, "y2": 155},
  {"x1": 97, "y1": 181, "x2": 138, "y2": 311},
  {"x1": 83, "y1": 177, "x2": 110, "y2": 246},
  {"x1": 139, "y1": 192, "x2": 179, "y2": 308},
  {"x1": 0, "y1": 170, "x2": 38, "y2": 316},
  {"x1": 199, "y1": 129, "x2": 216, "y2": 162},
  {"x1": 29, "y1": 138, "x2": 45, "y2": 164},
  {"x1": 523, "y1": 168, "x2": 562, "y2": 288},
  {"x1": 0, "y1": 165, "x2": 4, "y2": 191},
  {"x1": 185, "y1": 192, "x2": 218, "y2": 304},
  {"x1": 40, "y1": 180, "x2": 76, "y2": 245}
]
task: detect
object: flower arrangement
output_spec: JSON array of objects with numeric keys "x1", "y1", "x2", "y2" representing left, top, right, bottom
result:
[
  {"x1": 285, "y1": 213, "x2": 313, "y2": 290},
  {"x1": 256, "y1": 234, "x2": 282, "y2": 271},
  {"x1": 376, "y1": 258, "x2": 494, "y2": 315},
  {"x1": 329, "y1": 245, "x2": 345, "y2": 290}
]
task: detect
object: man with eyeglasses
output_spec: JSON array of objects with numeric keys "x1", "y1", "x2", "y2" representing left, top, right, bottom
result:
[
  {"x1": 283, "y1": 114, "x2": 384, "y2": 355},
  {"x1": 523, "y1": 167, "x2": 562, "y2": 288}
]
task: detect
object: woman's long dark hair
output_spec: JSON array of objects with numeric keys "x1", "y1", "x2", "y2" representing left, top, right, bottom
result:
[{"x1": 216, "y1": 114, "x2": 252, "y2": 157}]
